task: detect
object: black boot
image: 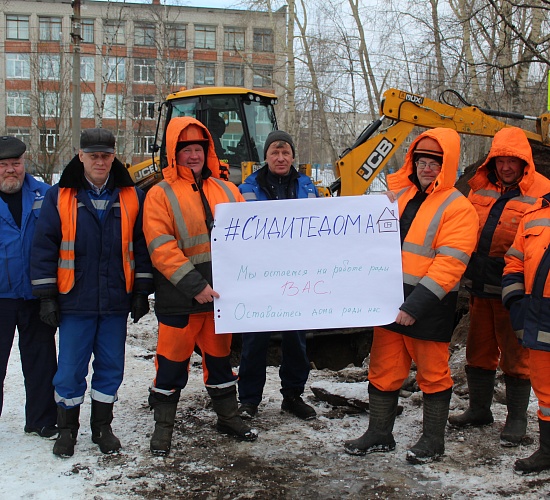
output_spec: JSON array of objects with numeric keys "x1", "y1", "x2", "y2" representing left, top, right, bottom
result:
[
  {"x1": 344, "y1": 385, "x2": 399, "y2": 456},
  {"x1": 501, "y1": 375, "x2": 531, "y2": 447},
  {"x1": 407, "y1": 388, "x2": 452, "y2": 464},
  {"x1": 53, "y1": 406, "x2": 80, "y2": 457},
  {"x1": 90, "y1": 400, "x2": 121, "y2": 454},
  {"x1": 515, "y1": 419, "x2": 550, "y2": 474},
  {"x1": 207, "y1": 386, "x2": 258, "y2": 442},
  {"x1": 149, "y1": 390, "x2": 180, "y2": 456},
  {"x1": 281, "y1": 390, "x2": 316, "y2": 420},
  {"x1": 448, "y1": 366, "x2": 495, "y2": 427}
]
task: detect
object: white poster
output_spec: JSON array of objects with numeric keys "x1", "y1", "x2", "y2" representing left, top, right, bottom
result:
[{"x1": 211, "y1": 195, "x2": 404, "y2": 333}]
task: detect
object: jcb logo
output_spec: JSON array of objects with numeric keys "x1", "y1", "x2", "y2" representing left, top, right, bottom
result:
[
  {"x1": 357, "y1": 138, "x2": 394, "y2": 181},
  {"x1": 405, "y1": 93, "x2": 424, "y2": 105},
  {"x1": 135, "y1": 164, "x2": 157, "y2": 180}
]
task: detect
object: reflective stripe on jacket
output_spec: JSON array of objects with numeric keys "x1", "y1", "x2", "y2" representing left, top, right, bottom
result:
[
  {"x1": 57, "y1": 186, "x2": 139, "y2": 294},
  {"x1": 386, "y1": 128, "x2": 479, "y2": 342},
  {"x1": 465, "y1": 127, "x2": 550, "y2": 297},
  {"x1": 144, "y1": 116, "x2": 245, "y2": 316},
  {"x1": 503, "y1": 194, "x2": 550, "y2": 351}
]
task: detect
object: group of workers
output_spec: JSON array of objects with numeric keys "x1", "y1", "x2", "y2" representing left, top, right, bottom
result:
[{"x1": 1, "y1": 114, "x2": 550, "y2": 475}]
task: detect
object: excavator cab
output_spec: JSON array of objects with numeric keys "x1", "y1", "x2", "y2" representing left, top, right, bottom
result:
[{"x1": 151, "y1": 87, "x2": 278, "y2": 186}]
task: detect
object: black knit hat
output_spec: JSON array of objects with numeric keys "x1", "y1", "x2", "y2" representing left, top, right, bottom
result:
[
  {"x1": 263, "y1": 130, "x2": 295, "y2": 160},
  {"x1": 0, "y1": 136, "x2": 26, "y2": 160}
]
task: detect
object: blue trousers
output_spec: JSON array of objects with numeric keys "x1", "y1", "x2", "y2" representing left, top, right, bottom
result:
[
  {"x1": 54, "y1": 313, "x2": 127, "y2": 408},
  {"x1": 0, "y1": 299, "x2": 57, "y2": 428},
  {"x1": 238, "y1": 330, "x2": 310, "y2": 406}
]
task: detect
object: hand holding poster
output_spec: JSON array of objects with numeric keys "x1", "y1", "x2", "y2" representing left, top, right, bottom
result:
[{"x1": 211, "y1": 195, "x2": 404, "y2": 333}]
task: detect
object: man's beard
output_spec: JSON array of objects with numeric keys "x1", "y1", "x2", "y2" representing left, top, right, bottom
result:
[{"x1": 0, "y1": 177, "x2": 23, "y2": 194}]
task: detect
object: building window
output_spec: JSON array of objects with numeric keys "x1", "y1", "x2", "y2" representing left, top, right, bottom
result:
[
  {"x1": 224, "y1": 65, "x2": 244, "y2": 86},
  {"x1": 103, "y1": 57, "x2": 125, "y2": 82},
  {"x1": 104, "y1": 20, "x2": 125, "y2": 45},
  {"x1": 81, "y1": 93, "x2": 95, "y2": 119},
  {"x1": 39, "y1": 54, "x2": 61, "y2": 80},
  {"x1": 135, "y1": 23, "x2": 155, "y2": 46},
  {"x1": 194, "y1": 25, "x2": 216, "y2": 49},
  {"x1": 194, "y1": 63, "x2": 215, "y2": 85},
  {"x1": 39, "y1": 17, "x2": 62, "y2": 41},
  {"x1": 6, "y1": 15, "x2": 29, "y2": 40},
  {"x1": 7, "y1": 128, "x2": 31, "y2": 146},
  {"x1": 253, "y1": 66, "x2": 273, "y2": 88},
  {"x1": 7, "y1": 92, "x2": 31, "y2": 116},
  {"x1": 253, "y1": 28, "x2": 273, "y2": 52},
  {"x1": 134, "y1": 134, "x2": 155, "y2": 155},
  {"x1": 6, "y1": 53, "x2": 30, "y2": 79},
  {"x1": 167, "y1": 24, "x2": 186, "y2": 48},
  {"x1": 224, "y1": 27, "x2": 245, "y2": 51},
  {"x1": 80, "y1": 56, "x2": 95, "y2": 82},
  {"x1": 39, "y1": 93, "x2": 59, "y2": 118},
  {"x1": 103, "y1": 94, "x2": 125, "y2": 119},
  {"x1": 40, "y1": 129, "x2": 58, "y2": 153},
  {"x1": 134, "y1": 58, "x2": 155, "y2": 83},
  {"x1": 133, "y1": 95, "x2": 155, "y2": 119},
  {"x1": 166, "y1": 61, "x2": 186, "y2": 86},
  {"x1": 81, "y1": 19, "x2": 94, "y2": 44}
]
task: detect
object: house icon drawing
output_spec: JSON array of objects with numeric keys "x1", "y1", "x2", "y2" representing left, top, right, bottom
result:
[{"x1": 377, "y1": 207, "x2": 398, "y2": 233}]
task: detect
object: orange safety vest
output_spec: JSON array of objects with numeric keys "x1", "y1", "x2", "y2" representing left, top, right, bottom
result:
[{"x1": 57, "y1": 187, "x2": 139, "y2": 294}]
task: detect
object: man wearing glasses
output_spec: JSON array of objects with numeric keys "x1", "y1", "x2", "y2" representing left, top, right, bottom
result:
[
  {"x1": 449, "y1": 127, "x2": 550, "y2": 447},
  {"x1": 345, "y1": 129, "x2": 478, "y2": 464}
]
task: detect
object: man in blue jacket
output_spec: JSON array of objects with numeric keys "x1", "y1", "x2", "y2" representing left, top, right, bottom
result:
[
  {"x1": 31, "y1": 129, "x2": 153, "y2": 457},
  {"x1": 238, "y1": 130, "x2": 319, "y2": 421},
  {"x1": 0, "y1": 136, "x2": 58, "y2": 439}
]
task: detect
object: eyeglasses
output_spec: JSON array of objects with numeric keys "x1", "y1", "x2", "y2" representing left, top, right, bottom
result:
[{"x1": 415, "y1": 161, "x2": 441, "y2": 172}]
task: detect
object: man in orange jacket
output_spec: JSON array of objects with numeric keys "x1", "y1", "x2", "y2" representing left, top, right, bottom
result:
[
  {"x1": 503, "y1": 192, "x2": 550, "y2": 473},
  {"x1": 345, "y1": 128, "x2": 478, "y2": 464},
  {"x1": 143, "y1": 117, "x2": 257, "y2": 456},
  {"x1": 449, "y1": 127, "x2": 550, "y2": 446}
]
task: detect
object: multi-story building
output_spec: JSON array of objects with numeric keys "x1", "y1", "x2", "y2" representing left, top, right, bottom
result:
[{"x1": 0, "y1": 0, "x2": 287, "y2": 177}]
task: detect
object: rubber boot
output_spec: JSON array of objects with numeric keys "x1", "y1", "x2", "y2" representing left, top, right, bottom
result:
[
  {"x1": 407, "y1": 388, "x2": 452, "y2": 464},
  {"x1": 53, "y1": 405, "x2": 80, "y2": 458},
  {"x1": 448, "y1": 366, "x2": 495, "y2": 427},
  {"x1": 90, "y1": 400, "x2": 121, "y2": 454},
  {"x1": 500, "y1": 375, "x2": 531, "y2": 447},
  {"x1": 515, "y1": 418, "x2": 550, "y2": 474},
  {"x1": 149, "y1": 390, "x2": 180, "y2": 456},
  {"x1": 207, "y1": 386, "x2": 258, "y2": 442},
  {"x1": 344, "y1": 385, "x2": 399, "y2": 456}
]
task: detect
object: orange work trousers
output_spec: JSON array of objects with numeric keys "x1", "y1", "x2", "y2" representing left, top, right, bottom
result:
[
  {"x1": 466, "y1": 296, "x2": 529, "y2": 378},
  {"x1": 528, "y1": 349, "x2": 550, "y2": 421},
  {"x1": 153, "y1": 312, "x2": 236, "y2": 391},
  {"x1": 368, "y1": 326, "x2": 453, "y2": 394}
]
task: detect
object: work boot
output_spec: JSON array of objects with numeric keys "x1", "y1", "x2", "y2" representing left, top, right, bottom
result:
[
  {"x1": 515, "y1": 419, "x2": 550, "y2": 474},
  {"x1": 238, "y1": 403, "x2": 258, "y2": 420},
  {"x1": 24, "y1": 424, "x2": 59, "y2": 440},
  {"x1": 53, "y1": 405, "x2": 80, "y2": 458},
  {"x1": 344, "y1": 385, "x2": 399, "y2": 456},
  {"x1": 407, "y1": 388, "x2": 452, "y2": 464},
  {"x1": 149, "y1": 390, "x2": 180, "y2": 456},
  {"x1": 448, "y1": 366, "x2": 495, "y2": 427},
  {"x1": 501, "y1": 375, "x2": 531, "y2": 447},
  {"x1": 90, "y1": 400, "x2": 121, "y2": 454},
  {"x1": 281, "y1": 393, "x2": 316, "y2": 420},
  {"x1": 208, "y1": 386, "x2": 258, "y2": 442}
]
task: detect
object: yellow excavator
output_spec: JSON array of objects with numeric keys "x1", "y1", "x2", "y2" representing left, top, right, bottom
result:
[{"x1": 128, "y1": 86, "x2": 550, "y2": 197}]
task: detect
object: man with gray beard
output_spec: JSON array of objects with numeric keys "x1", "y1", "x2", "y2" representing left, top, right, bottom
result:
[{"x1": 0, "y1": 136, "x2": 58, "y2": 439}]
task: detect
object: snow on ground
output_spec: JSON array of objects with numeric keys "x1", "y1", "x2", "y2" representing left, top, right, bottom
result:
[{"x1": 2, "y1": 309, "x2": 550, "y2": 499}]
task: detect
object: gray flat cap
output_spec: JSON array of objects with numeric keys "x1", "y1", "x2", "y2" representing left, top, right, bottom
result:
[{"x1": 0, "y1": 136, "x2": 26, "y2": 160}]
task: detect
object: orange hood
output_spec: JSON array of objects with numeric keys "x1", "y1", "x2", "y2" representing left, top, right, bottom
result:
[
  {"x1": 163, "y1": 116, "x2": 223, "y2": 184},
  {"x1": 388, "y1": 128, "x2": 460, "y2": 194},
  {"x1": 469, "y1": 127, "x2": 536, "y2": 194}
]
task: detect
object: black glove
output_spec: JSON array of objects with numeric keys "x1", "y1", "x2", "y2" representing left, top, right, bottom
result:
[
  {"x1": 40, "y1": 298, "x2": 60, "y2": 328},
  {"x1": 131, "y1": 294, "x2": 149, "y2": 323}
]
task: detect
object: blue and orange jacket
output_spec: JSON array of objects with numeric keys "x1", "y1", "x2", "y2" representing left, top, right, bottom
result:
[
  {"x1": 503, "y1": 193, "x2": 550, "y2": 352},
  {"x1": 30, "y1": 156, "x2": 153, "y2": 314},
  {"x1": 385, "y1": 128, "x2": 479, "y2": 342}
]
